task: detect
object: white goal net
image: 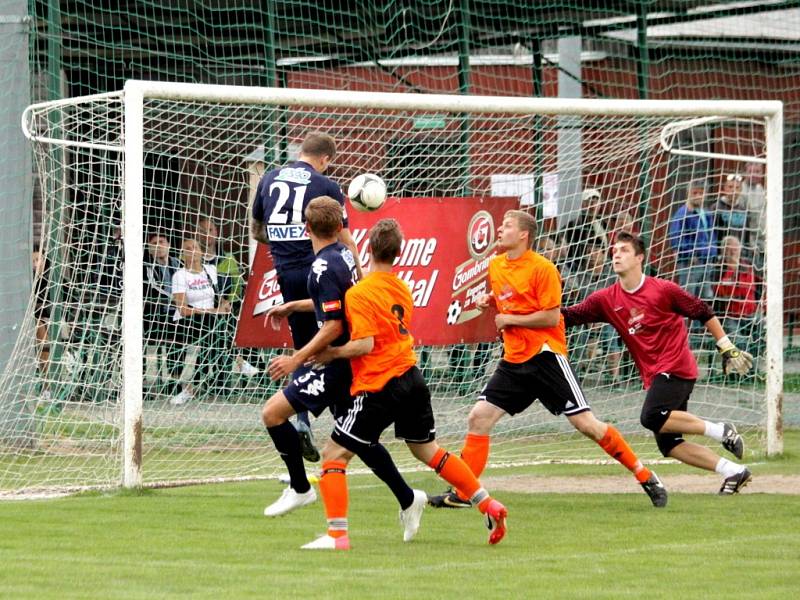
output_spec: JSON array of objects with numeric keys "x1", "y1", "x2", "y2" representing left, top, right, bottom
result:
[{"x1": 3, "y1": 82, "x2": 782, "y2": 496}]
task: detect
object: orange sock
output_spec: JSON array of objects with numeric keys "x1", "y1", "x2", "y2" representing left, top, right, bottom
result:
[
  {"x1": 598, "y1": 425, "x2": 651, "y2": 483},
  {"x1": 319, "y1": 460, "x2": 348, "y2": 538},
  {"x1": 452, "y1": 433, "x2": 490, "y2": 501},
  {"x1": 460, "y1": 433, "x2": 490, "y2": 479},
  {"x1": 427, "y1": 447, "x2": 491, "y2": 512}
]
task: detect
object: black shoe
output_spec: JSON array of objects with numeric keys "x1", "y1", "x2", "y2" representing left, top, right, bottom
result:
[
  {"x1": 721, "y1": 423, "x2": 744, "y2": 460},
  {"x1": 719, "y1": 468, "x2": 752, "y2": 495},
  {"x1": 640, "y1": 473, "x2": 668, "y2": 508},
  {"x1": 297, "y1": 428, "x2": 320, "y2": 463},
  {"x1": 427, "y1": 489, "x2": 471, "y2": 509}
]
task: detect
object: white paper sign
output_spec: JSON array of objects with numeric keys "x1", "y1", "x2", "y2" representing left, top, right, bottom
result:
[
  {"x1": 490, "y1": 174, "x2": 536, "y2": 207},
  {"x1": 542, "y1": 172, "x2": 559, "y2": 218}
]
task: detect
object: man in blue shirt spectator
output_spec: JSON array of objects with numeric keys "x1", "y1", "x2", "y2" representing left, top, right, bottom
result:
[{"x1": 668, "y1": 179, "x2": 716, "y2": 300}]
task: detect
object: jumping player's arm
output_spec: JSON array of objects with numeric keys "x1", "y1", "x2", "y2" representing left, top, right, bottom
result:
[
  {"x1": 264, "y1": 299, "x2": 314, "y2": 331},
  {"x1": 250, "y1": 215, "x2": 269, "y2": 246},
  {"x1": 267, "y1": 299, "x2": 315, "y2": 318},
  {"x1": 337, "y1": 227, "x2": 363, "y2": 280},
  {"x1": 561, "y1": 292, "x2": 607, "y2": 329},
  {"x1": 667, "y1": 280, "x2": 754, "y2": 375},
  {"x1": 250, "y1": 184, "x2": 270, "y2": 245},
  {"x1": 329, "y1": 181, "x2": 362, "y2": 280},
  {"x1": 268, "y1": 320, "x2": 344, "y2": 379}
]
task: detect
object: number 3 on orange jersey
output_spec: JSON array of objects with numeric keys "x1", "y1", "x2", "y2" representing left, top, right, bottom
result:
[{"x1": 391, "y1": 304, "x2": 409, "y2": 335}]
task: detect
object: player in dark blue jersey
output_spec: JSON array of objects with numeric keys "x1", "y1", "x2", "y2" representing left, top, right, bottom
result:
[
  {"x1": 250, "y1": 132, "x2": 362, "y2": 460},
  {"x1": 260, "y1": 196, "x2": 358, "y2": 516}
]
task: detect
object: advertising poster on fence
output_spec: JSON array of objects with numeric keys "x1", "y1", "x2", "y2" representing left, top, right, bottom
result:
[{"x1": 234, "y1": 196, "x2": 520, "y2": 348}]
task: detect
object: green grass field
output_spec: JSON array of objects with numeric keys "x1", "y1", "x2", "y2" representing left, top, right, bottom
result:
[{"x1": 1, "y1": 433, "x2": 799, "y2": 599}]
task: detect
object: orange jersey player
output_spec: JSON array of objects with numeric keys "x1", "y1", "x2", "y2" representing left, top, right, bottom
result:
[
  {"x1": 429, "y1": 210, "x2": 668, "y2": 509},
  {"x1": 303, "y1": 218, "x2": 508, "y2": 550}
]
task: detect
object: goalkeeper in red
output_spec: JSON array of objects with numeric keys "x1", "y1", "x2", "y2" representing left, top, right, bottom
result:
[{"x1": 562, "y1": 232, "x2": 752, "y2": 494}]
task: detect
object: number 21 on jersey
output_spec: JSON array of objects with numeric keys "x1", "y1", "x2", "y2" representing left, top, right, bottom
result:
[{"x1": 268, "y1": 182, "x2": 307, "y2": 224}]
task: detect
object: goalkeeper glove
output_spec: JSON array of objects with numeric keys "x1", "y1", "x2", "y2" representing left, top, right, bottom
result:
[{"x1": 716, "y1": 336, "x2": 754, "y2": 375}]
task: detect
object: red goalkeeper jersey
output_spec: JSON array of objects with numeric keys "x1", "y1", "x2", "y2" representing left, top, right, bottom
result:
[{"x1": 562, "y1": 276, "x2": 714, "y2": 388}]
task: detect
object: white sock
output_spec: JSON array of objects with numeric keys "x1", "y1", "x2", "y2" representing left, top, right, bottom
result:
[
  {"x1": 704, "y1": 421, "x2": 725, "y2": 442},
  {"x1": 715, "y1": 457, "x2": 745, "y2": 478}
]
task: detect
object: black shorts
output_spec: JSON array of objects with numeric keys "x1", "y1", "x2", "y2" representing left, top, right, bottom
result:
[
  {"x1": 642, "y1": 374, "x2": 696, "y2": 455},
  {"x1": 283, "y1": 359, "x2": 352, "y2": 418},
  {"x1": 277, "y1": 267, "x2": 318, "y2": 350},
  {"x1": 480, "y1": 351, "x2": 590, "y2": 417},
  {"x1": 332, "y1": 366, "x2": 435, "y2": 448},
  {"x1": 644, "y1": 374, "x2": 695, "y2": 417}
]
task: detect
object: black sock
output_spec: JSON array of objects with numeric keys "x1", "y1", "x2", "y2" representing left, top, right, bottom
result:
[
  {"x1": 358, "y1": 443, "x2": 414, "y2": 510},
  {"x1": 266, "y1": 421, "x2": 310, "y2": 493}
]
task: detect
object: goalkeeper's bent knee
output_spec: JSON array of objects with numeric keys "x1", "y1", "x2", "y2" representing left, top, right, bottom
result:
[{"x1": 640, "y1": 405, "x2": 671, "y2": 434}]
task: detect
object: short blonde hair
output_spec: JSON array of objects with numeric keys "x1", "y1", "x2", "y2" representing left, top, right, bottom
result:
[
  {"x1": 304, "y1": 196, "x2": 343, "y2": 238},
  {"x1": 505, "y1": 210, "x2": 537, "y2": 248}
]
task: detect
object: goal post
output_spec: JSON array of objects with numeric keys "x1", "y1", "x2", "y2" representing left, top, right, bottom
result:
[{"x1": 11, "y1": 80, "x2": 782, "y2": 496}]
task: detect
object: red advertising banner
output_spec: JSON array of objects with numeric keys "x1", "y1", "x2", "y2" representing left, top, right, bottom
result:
[{"x1": 234, "y1": 196, "x2": 520, "y2": 348}]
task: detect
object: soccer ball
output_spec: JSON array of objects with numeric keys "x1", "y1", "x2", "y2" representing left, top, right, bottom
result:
[
  {"x1": 447, "y1": 300, "x2": 462, "y2": 325},
  {"x1": 347, "y1": 173, "x2": 387, "y2": 212}
]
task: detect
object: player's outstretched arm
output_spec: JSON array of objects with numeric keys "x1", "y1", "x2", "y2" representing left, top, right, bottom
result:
[
  {"x1": 561, "y1": 292, "x2": 606, "y2": 329},
  {"x1": 338, "y1": 227, "x2": 363, "y2": 280},
  {"x1": 268, "y1": 319, "x2": 344, "y2": 379},
  {"x1": 314, "y1": 336, "x2": 374, "y2": 364},
  {"x1": 265, "y1": 299, "x2": 315, "y2": 331},
  {"x1": 705, "y1": 316, "x2": 754, "y2": 375}
]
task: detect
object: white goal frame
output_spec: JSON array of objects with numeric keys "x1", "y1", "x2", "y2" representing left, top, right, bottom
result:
[{"x1": 22, "y1": 80, "x2": 784, "y2": 489}]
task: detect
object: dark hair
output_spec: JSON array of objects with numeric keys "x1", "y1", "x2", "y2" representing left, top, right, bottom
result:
[
  {"x1": 301, "y1": 132, "x2": 336, "y2": 160},
  {"x1": 147, "y1": 231, "x2": 168, "y2": 243},
  {"x1": 615, "y1": 231, "x2": 646, "y2": 260},
  {"x1": 369, "y1": 219, "x2": 403, "y2": 263},
  {"x1": 304, "y1": 196, "x2": 343, "y2": 238}
]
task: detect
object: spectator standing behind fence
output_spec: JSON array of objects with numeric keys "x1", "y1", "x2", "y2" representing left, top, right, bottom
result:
[
  {"x1": 144, "y1": 233, "x2": 180, "y2": 389},
  {"x1": 741, "y1": 162, "x2": 766, "y2": 267},
  {"x1": 608, "y1": 211, "x2": 639, "y2": 250},
  {"x1": 566, "y1": 244, "x2": 622, "y2": 381},
  {"x1": 714, "y1": 235, "x2": 760, "y2": 355},
  {"x1": 713, "y1": 173, "x2": 748, "y2": 249},
  {"x1": 168, "y1": 238, "x2": 231, "y2": 406},
  {"x1": 566, "y1": 188, "x2": 610, "y2": 267},
  {"x1": 668, "y1": 179, "x2": 716, "y2": 300},
  {"x1": 538, "y1": 235, "x2": 571, "y2": 289},
  {"x1": 196, "y1": 216, "x2": 259, "y2": 379}
]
